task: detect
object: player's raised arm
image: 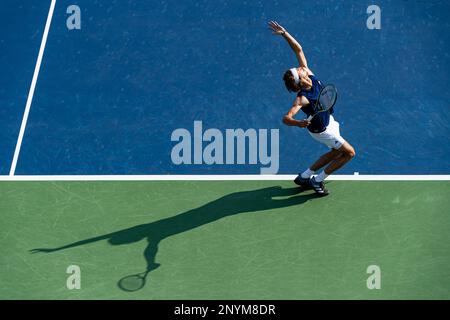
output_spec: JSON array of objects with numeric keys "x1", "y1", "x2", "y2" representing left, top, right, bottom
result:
[
  {"x1": 268, "y1": 21, "x2": 308, "y2": 68},
  {"x1": 282, "y1": 96, "x2": 310, "y2": 128}
]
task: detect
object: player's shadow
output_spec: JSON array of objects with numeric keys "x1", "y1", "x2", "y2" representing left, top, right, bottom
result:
[{"x1": 30, "y1": 185, "x2": 317, "y2": 291}]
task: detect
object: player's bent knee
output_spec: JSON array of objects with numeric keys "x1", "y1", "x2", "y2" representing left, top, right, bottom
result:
[
  {"x1": 341, "y1": 144, "x2": 355, "y2": 159},
  {"x1": 348, "y1": 148, "x2": 356, "y2": 158},
  {"x1": 344, "y1": 147, "x2": 355, "y2": 158}
]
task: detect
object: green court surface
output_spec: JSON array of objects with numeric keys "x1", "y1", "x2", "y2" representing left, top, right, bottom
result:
[{"x1": 0, "y1": 180, "x2": 449, "y2": 300}]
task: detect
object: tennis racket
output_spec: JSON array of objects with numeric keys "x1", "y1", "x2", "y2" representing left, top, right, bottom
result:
[
  {"x1": 306, "y1": 84, "x2": 338, "y2": 121},
  {"x1": 118, "y1": 270, "x2": 150, "y2": 292}
]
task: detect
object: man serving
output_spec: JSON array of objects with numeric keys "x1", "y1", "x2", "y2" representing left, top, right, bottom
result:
[{"x1": 268, "y1": 21, "x2": 356, "y2": 196}]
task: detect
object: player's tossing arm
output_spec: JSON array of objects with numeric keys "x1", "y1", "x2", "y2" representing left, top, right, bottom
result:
[
  {"x1": 283, "y1": 96, "x2": 310, "y2": 128},
  {"x1": 268, "y1": 20, "x2": 308, "y2": 68}
]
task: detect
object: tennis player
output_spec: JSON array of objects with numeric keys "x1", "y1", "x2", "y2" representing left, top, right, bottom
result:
[{"x1": 268, "y1": 21, "x2": 355, "y2": 196}]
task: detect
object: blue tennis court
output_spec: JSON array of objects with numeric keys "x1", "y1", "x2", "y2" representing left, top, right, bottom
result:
[
  {"x1": 0, "y1": 0, "x2": 449, "y2": 300},
  {"x1": 1, "y1": 0, "x2": 449, "y2": 175}
]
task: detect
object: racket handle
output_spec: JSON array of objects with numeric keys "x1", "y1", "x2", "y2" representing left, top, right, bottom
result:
[{"x1": 306, "y1": 115, "x2": 313, "y2": 121}]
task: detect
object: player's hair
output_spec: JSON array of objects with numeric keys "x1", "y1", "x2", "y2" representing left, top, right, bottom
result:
[{"x1": 283, "y1": 70, "x2": 298, "y2": 92}]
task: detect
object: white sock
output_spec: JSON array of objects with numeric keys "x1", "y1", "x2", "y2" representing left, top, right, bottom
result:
[
  {"x1": 301, "y1": 168, "x2": 315, "y2": 179},
  {"x1": 315, "y1": 171, "x2": 329, "y2": 182}
]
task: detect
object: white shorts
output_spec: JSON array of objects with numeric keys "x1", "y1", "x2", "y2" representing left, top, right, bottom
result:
[{"x1": 308, "y1": 115, "x2": 346, "y2": 149}]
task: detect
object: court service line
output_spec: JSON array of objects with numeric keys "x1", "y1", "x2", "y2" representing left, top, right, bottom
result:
[
  {"x1": 9, "y1": 0, "x2": 57, "y2": 176},
  {"x1": 0, "y1": 175, "x2": 449, "y2": 181}
]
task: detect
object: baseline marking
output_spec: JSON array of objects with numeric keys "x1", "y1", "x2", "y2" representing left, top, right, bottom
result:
[
  {"x1": 0, "y1": 175, "x2": 449, "y2": 181},
  {"x1": 9, "y1": 0, "x2": 56, "y2": 176}
]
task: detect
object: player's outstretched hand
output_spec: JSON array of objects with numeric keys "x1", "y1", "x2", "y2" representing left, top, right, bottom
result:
[
  {"x1": 298, "y1": 120, "x2": 311, "y2": 128},
  {"x1": 268, "y1": 21, "x2": 286, "y2": 35}
]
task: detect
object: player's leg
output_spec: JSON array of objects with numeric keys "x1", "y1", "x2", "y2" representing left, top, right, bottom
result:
[
  {"x1": 294, "y1": 149, "x2": 341, "y2": 186},
  {"x1": 300, "y1": 116, "x2": 355, "y2": 195},
  {"x1": 310, "y1": 141, "x2": 355, "y2": 195},
  {"x1": 308, "y1": 116, "x2": 355, "y2": 195},
  {"x1": 310, "y1": 148, "x2": 342, "y2": 171},
  {"x1": 323, "y1": 142, "x2": 356, "y2": 174}
]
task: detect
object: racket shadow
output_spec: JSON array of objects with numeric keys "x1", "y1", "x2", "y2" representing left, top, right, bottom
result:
[
  {"x1": 31, "y1": 185, "x2": 318, "y2": 292},
  {"x1": 118, "y1": 270, "x2": 151, "y2": 292}
]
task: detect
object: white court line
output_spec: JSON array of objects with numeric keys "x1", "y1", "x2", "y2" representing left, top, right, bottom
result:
[
  {"x1": 0, "y1": 175, "x2": 449, "y2": 181},
  {"x1": 9, "y1": 0, "x2": 56, "y2": 176}
]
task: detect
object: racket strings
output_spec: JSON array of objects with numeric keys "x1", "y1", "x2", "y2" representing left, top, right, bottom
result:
[{"x1": 317, "y1": 86, "x2": 337, "y2": 111}]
